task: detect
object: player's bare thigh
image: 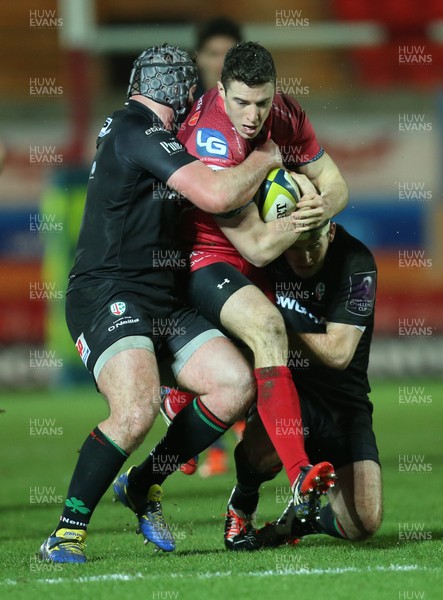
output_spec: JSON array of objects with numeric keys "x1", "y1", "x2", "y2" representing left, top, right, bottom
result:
[
  {"x1": 176, "y1": 336, "x2": 255, "y2": 423},
  {"x1": 328, "y1": 460, "x2": 382, "y2": 540},
  {"x1": 97, "y1": 347, "x2": 161, "y2": 453},
  {"x1": 219, "y1": 284, "x2": 288, "y2": 367}
]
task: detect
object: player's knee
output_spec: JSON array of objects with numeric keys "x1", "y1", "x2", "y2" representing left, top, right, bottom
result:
[
  {"x1": 227, "y1": 370, "x2": 256, "y2": 417},
  {"x1": 249, "y1": 309, "x2": 286, "y2": 354},
  {"x1": 355, "y1": 493, "x2": 383, "y2": 540},
  {"x1": 110, "y1": 404, "x2": 157, "y2": 450},
  {"x1": 261, "y1": 310, "x2": 286, "y2": 341},
  {"x1": 123, "y1": 419, "x2": 149, "y2": 449},
  {"x1": 343, "y1": 508, "x2": 382, "y2": 541},
  {"x1": 221, "y1": 365, "x2": 256, "y2": 408},
  {"x1": 346, "y1": 523, "x2": 378, "y2": 542},
  {"x1": 360, "y1": 509, "x2": 382, "y2": 539},
  {"x1": 205, "y1": 366, "x2": 255, "y2": 422}
]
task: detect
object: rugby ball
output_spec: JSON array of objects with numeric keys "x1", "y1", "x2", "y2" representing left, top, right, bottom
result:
[{"x1": 258, "y1": 168, "x2": 301, "y2": 222}]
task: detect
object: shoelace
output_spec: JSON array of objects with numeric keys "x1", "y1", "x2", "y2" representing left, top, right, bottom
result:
[
  {"x1": 225, "y1": 510, "x2": 250, "y2": 538},
  {"x1": 292, "y1": 482, "x2": 305, "y2": 507},
  {"x1": 145, "y1": 502, "x2": 174, "y2": 538}
]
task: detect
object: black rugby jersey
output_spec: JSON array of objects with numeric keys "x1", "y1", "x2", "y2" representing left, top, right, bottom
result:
[
  {"x1": 273, "y1": 225, "x2": 377, "y2": 408},
  {"x1": 68, "y1": 100, "x2": 198, "y2": 294}
]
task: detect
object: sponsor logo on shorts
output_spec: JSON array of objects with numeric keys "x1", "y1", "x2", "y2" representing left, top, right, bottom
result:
[
  {"x1": 108, "y1": 316, "x2": 140, "y2": 332},
  {"x1": 345, "y1": 271, "x2": 376, "y2": 316},
  {"x1": 109, "y1": 301, "x2": 126, "y2": 316},
  {"x1": 216, "y1": 278, "x2": 230, "y2": 289},
  {"x1": 75, "y1": 333, "x2": 90, "y2": 366}
]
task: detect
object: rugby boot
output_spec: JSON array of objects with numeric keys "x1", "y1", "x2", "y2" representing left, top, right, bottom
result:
[
  {"x1": 39, "y1": 528, "x2": 87, "y2": 563},
  {"x1": 113, "y1": 467, "x2": 175, "y2": 552},
  {"x1": 292, "y1": 462, "x2": 336, "y2": 522}
]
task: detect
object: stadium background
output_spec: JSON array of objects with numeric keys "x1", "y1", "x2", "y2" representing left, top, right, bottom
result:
[{"x1": 0, "y1": 1, "x2": 441, "y2": 597}]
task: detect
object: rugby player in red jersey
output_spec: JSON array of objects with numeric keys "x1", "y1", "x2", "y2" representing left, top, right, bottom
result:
[{"x1": 172, "y1": 42, "x2": 348, "y2": 548}]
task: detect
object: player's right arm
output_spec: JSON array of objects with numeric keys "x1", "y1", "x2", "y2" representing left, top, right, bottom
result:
[
  {"x1": 167, "y1": 138, "x2": 280, "y2": 214},
  {"x1": 117, "y1": 116, "x2": 279, "y2": 214}
]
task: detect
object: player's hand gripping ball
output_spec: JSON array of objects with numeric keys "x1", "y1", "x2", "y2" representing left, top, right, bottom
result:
[{"x1": 258, "y1": 168, "x2": 301, "y2": 222}]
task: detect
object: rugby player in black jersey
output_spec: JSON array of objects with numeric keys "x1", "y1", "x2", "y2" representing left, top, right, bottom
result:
[
  {"x1": 224, "y1": 220, "x2": 382, "y2": 548},
  {"x1": 38, "y1": 44, "x2": 281, "y2": 563}
]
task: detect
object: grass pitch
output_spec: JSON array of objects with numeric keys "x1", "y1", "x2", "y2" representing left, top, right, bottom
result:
[{"x1": 0, "y1": 379, "x2": 441, "y2": 600}]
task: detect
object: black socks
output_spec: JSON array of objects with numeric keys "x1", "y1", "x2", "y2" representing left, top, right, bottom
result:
[{"x1": 57, "y1": 427, "x2": 128, "y2": 532}]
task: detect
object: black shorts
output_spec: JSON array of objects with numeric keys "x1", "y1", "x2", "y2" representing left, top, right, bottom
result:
[
  {"x1": 187, "y1": 262, "x2": 273, "y2": 329},
  {"x1": 300, "y1": 393, "x2": 380, "y2": 469},
  {"x1": 65, "y1": 280, "x2": 223, "y2": 381}
]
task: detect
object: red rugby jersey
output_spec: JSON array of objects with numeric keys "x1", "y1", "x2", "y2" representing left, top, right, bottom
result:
[{"x1": 177, "y1": 87, "x2": 323, "y2": 256}]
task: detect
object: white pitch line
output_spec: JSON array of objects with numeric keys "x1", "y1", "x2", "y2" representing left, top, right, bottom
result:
[
  {"x1": 1, "y1": 564, "x2": 438, "y2": 586},
  {"x1": 193, "y1": 564, "x2": 432, "y2": 579}
]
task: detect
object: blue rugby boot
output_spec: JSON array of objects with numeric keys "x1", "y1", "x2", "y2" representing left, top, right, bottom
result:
[
  {"x1": 39, "y1": 528, "x2": 87, "y2": 563},
  {"x1": 113, "y1": 467, "x2": 175, "y2": 552}
]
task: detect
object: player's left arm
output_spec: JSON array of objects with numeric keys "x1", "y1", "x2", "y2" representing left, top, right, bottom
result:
[
  {"x1": 216, "y1": 175, "x2": 317, "y2": 267},
  {"x1": 294, "y1": 152, "x2": 349, "y2": 228},
  {"x1": 215, "y1": 203, "x2": 299, "y2": 268},
  {"x1": 288, "y1": 322, "x2": 362, "y2": 370}
]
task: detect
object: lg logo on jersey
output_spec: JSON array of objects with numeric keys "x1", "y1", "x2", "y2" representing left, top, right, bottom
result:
[{"x1": 196, "y1": 129, "x2": 228, "y2": 157}]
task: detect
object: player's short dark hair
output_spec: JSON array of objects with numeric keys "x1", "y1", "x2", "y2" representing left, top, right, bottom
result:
[
  {"x1": 221, "y1": 41, "x2": 276, "y2": 89},
  {"x1": 297, "y1": 220, "x2": 331, "y2": 242},
  {"x1": 196, "y1": 17, "x2": 243, "y2": 51}
]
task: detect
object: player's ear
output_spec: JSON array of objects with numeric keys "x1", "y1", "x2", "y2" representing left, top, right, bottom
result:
[
  {"x1": 217, "y1": 81, "x2": 225, "y2": 99},
  {"x1": 187, "y1": 84, "x2": 197, "y2": 107}
]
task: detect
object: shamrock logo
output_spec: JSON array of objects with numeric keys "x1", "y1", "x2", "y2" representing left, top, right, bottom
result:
[{"x1": 65, "y1": 497, "x2": 91, "y2": 514}]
